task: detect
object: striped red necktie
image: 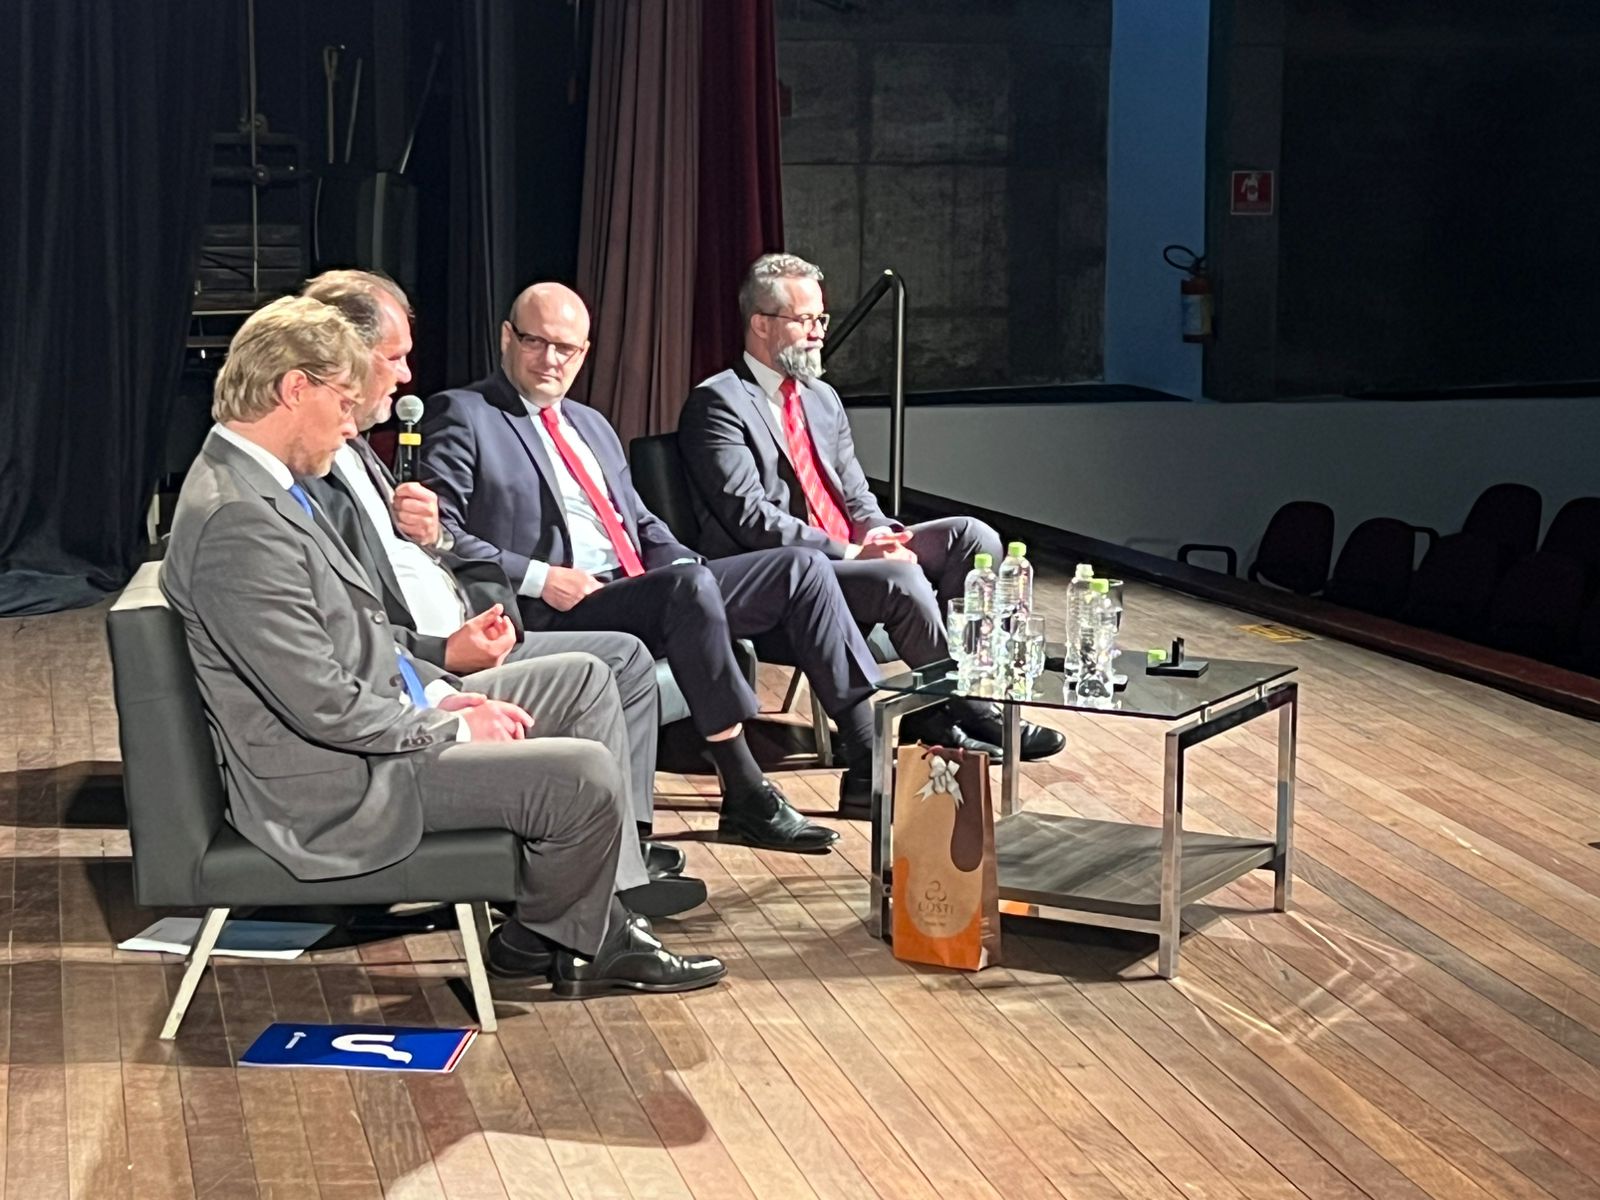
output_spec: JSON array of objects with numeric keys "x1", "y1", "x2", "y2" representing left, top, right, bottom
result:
[{"x1": 779, "y1": 379, "x2": 851, "y2": 544}]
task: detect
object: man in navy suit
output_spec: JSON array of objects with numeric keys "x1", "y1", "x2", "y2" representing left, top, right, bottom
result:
[
  {"x1": 677, "y1": 253, "x2": 1064, "y2": 769},
  {"x1": 420, "y1": 282, "x2": 883, "y2": 851}
]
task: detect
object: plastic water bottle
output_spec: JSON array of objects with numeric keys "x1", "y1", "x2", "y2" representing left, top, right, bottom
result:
[
  {"x1": 994, "y1": 541, "x2": 1033, "y2": 631},
  {"x1": 1062, "y1": 563, "x2": 1096, "y2": 679},
  {"x1": 961, "y1": 552, "x2": 998, "y2": 685},
  {"x1": 1076, "y1": 579, "x2": 1118, "y2": 697}
]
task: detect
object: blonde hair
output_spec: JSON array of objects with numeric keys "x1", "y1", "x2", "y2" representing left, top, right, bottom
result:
[{"x1": 212, "y1": 296, "x2": 370, "y2": 423}]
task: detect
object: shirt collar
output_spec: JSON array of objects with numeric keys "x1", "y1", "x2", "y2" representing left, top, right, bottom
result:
[
  {"x1": 213, "y1": 423, "x2": 294, "y2": 489},
  {"x1": 521, "y1": 393, "x2": 565, "y2": 421},
  {"x1": 743, "y1": 351, "x2": 788, "y2": 402}
]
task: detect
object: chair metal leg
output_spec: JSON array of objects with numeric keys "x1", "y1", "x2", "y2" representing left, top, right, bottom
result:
[
  {"x1": 809, "y1": 689, "x2": 833, "y2": 766},
  {"x1": 781, "y1": 669, "x2": 805, "y2": 714},
  {"x1": 455, "y1": 902, "x2": 498, "y2": 1033},
  {"x1": 159, "y1": 905, "x2": 229, "y2": 1040}
]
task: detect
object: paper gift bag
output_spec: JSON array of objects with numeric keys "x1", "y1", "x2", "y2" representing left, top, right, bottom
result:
[{"x1": 891, "y1": 744, "x2": 1001, "y2": 970}]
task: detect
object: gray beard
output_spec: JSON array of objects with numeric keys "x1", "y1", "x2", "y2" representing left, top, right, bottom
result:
[{"x1": 776, "y1": 344, "x2": 824, "y2": 381}]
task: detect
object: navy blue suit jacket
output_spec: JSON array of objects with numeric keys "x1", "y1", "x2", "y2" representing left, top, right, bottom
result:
[{"x1": 418, "y1": 370, "x2": 699, "y2": 619}]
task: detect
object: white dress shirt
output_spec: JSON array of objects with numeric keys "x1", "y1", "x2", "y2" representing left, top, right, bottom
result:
[
  {"x1": 332, "y1": 443, "x2": 465, "y2": 638},
  {"x1": 740, "y1": 352, "x2": 884, "y2": 556},
  {"x1": 517, "y1": 396, "x2": 623, "y2": 597},
  {"x1": 211, "y1": 425, "x2": 466, "y2": 734}
]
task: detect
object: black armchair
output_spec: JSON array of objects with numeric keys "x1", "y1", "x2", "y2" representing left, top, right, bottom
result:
[{"x1": 107, "y1": 563, "x2": 515, "y2": 1038}]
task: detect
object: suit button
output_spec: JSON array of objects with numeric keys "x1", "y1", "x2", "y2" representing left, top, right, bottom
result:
[
  {"x1": 371, "y1": 612, "x2": 385, "y2": 624},
  {"x1": 390, "y1": 674, "x2": 403, "y2": 687}
]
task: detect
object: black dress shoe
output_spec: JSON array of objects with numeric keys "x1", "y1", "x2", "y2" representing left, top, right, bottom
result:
[
  {"x1": 619, "y1": 874, "x2": 708, "y2": 919},
  {"x1": 898, "y1": 713, "x2": 1003, "y2": 759},
  {"x1": 718, "y1": 779, "x2": 839, "y2": 853},
  {"x1": 957, "y1": 706, "x2": 1066, "y2": 761},
  {"x1": 549, "y1": 913, "x2": 727, "y2": 999},
  {"x1": 643, "y1": 840, "x2": 687, "y2": 877},
  {"x1": 837, "y1": 764, "x2": 873, "y2": 821},
  {"x1": 486, "y1": 924, "x2": 555, "y2": 981}
]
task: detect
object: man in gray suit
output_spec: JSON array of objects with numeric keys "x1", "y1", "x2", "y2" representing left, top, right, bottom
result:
[
  {"x1": 297, "y1": 270, "x2": 697, "y2": 908},
  {"x1": 677, "y1": 253, "x2": 1065, "y2": 795},
  {"x1": 160, "y1": 296, "x2": 723, "y2": 998}
]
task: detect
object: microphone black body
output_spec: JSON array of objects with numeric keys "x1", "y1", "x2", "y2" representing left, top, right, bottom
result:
[{"x1": 393, "y1": 394, "x2": 424, "y2": 483}]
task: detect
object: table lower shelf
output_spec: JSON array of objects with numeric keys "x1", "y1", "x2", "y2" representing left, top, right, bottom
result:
[{"x1": 994, "y1": 811, "x2": 1276, "y2": 922}]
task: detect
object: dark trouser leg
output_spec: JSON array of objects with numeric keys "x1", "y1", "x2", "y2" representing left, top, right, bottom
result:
[
  {"x1": 413, "y1": 737, "x2": 625, "y2": 959},
  {"x1": 505, "y1": 630, "x2": 659, "y2": 829},
  {"x1": 530, "y1": 565, "x2": 759, "y2": 737},
  {"x1": 830, "y1": 557, "x2": 946, "y2": 667},
  {"x1": 709, "y1": 547, "x2": 881, "y2": 756},
  {"x1": 904, "y1": 516, "x2": 1003, "y2": 608}
]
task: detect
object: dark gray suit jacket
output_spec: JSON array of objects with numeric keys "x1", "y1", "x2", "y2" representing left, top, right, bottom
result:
[
  {"x1": 160, "y1": 431, "x2": 462, "y2": 881},
  {"x1": 301, "y1": 437, "x2": 525, "y2": 667},
  {"x1": 677, "y1": 360, "x2": 899, "y2": 560}
]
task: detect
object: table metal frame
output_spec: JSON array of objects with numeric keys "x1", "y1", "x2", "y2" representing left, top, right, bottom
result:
[{"x1": 869, "y1": 678, "x2": 1298, "y2": 977}]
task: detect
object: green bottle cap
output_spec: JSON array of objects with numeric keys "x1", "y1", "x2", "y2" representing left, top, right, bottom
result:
[
  {"x1": 973, "y1": 553, "x2": 993, "y2": 570},
  {"x1": 1147, "y1": 648, "x2": 1168, "y2": 663},
  {"x1": 1007, "y1": 541, "x2": 1027, "y2": 558},
  {"x1": 1090, "y1": 578, "x2": 1109, "y2": 594}
]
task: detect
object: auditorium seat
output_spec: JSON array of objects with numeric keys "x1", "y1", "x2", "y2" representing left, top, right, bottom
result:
[
  {"x1": 1460, "y1": 482, "x2": 1544, "y2": 569},
  {"x1": 1482, "y1": 497, "x2": 1600, "y2": 663},
  {"x1": 1322, "y1": 517, "x2": 1426, "y2": 618},
  {"x1": 1178, "y1": 500, "x2": 1335, "y2": 595},
  {"x1": 107, "y1": 562, "x2": 512, "y2": 1037}
]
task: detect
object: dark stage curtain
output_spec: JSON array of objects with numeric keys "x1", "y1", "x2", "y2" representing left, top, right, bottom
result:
[
  {"x1": 0, "y1": 0, "x2": 226, "y2": 614},
  {"x1": 444, "y1": 0, "x2": 521, "y2": 387},
  {"x1": 689, "y1": 0, "x2": 785, "y2": 387},
  {"x1": 575, "y1": 0, "x2": 784, "y2": 442}
]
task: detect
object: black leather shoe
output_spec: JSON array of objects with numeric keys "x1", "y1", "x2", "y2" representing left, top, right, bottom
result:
[
  {"x1": 619, "y1": 874, "x2": 707, "y2": 919},
  {"x1": 718, "y1": 779, "x2": 839, "y2": 852},
  {"x1": 643, "y1": 840, "x2": 686, "y2": 877},
  {"x1": 837, "y1": 764, "x2": 873, "y2": 821},
  {"x1": 549, "y1": 913, "x2": 727, "y2": 999},
  {"x1": 486, "y1": 924, "x2": 555, "y2": 981},
  {"x1": 957, "y1": 706, "x2": 1066, "y2": 761},
  {"x1": 898, "y1": 713, "x2": 1003, "y2": 759}
]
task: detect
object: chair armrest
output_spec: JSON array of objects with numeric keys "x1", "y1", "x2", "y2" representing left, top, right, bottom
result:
[
  {"x1": 1178, "y1": 543, "x2": 1238, "y2": 576},
  {"x1": 1409, "y1": 525, "x2": 1441, "y2": 552}
]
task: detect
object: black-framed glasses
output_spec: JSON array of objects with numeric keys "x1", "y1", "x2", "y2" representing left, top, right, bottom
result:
[
  {"x1": 756, "y1": 310, "x2": 830, "y2": 333},
  {"x1": 508, "y1": 320, "x2": 585, "y2": 362}
]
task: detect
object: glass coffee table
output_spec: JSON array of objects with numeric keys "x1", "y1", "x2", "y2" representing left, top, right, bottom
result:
[{"x1": 869, "y1": 649, "x2": 1299, "y2": 977}]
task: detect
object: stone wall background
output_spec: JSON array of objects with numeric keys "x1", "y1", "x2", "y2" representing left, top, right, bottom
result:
[{"x1": 776, "y1": 0, "x2": 1111, "y2": 394}]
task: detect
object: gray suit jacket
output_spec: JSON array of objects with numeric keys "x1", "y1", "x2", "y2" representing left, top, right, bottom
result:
[
  {"x1": 160, "y1": 431, "x2": 462, "y2": 881},
  {"x1": 677, "y1": 361, "x2": 899, "y2": 560}
]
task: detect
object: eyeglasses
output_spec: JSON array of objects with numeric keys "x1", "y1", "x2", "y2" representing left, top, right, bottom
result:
[
  {"x1": 508, "y1": 320, "x2": 585, "y2": 363},
  {"x1": 756, "y1": 310, "x2": 830, "y2": 333},
  {"x1": 304, "y1": 372, "x2": 362, "y2": 415}
]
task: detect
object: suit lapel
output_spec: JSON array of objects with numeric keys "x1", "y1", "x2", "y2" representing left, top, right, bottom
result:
[
  {"x1": 326, "y1": 467, "x2": 407, "y2": 611},
  {"x1": 204, "y1": 434, "x2": 380, "y2": 599}
]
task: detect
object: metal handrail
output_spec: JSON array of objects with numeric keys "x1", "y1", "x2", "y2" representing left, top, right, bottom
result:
[{"x1": 822, "y1": 269, "x2": 907, "y2": 516}]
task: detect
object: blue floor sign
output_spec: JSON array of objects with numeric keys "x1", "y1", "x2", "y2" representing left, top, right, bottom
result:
[{"x1": 241, "y1": 1023, "x2": 477, "y2": 1073}]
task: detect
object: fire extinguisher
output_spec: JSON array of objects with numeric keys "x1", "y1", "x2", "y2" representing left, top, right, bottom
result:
[{"x1": 1163, "y1": 244, "x2": 1213, "y2": 343}]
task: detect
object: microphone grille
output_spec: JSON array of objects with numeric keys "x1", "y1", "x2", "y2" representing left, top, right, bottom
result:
[{"x1": 394, "y1": 394, "x2": 424, "y2": 424}]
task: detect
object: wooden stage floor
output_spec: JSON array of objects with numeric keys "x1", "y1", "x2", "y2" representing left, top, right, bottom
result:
[{"x1": 4, "y1": 571, "x2": 1600, "y2": 1198}]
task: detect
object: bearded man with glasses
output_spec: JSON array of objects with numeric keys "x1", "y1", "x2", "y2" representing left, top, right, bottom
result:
[{"x1": 676, "y1": 254, "x2": 1065, "y2": 811}]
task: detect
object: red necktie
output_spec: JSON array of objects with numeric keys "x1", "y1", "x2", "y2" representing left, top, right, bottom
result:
[
  {"x1": 779, "y1": 379, "x2": 851, "y2": 544},
  {"x1": 539, "y1": 406, "x2": 645, "y2": 578}
]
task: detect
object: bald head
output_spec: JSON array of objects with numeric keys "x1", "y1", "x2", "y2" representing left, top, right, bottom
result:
[{"x1": 500, "y1": 282, "x2": 592, "y2": 405}]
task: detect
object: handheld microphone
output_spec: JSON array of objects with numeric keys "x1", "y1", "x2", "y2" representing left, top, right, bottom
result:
[{"x1": 394, "y1": 394, "x2": 424, "y2": 482}]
